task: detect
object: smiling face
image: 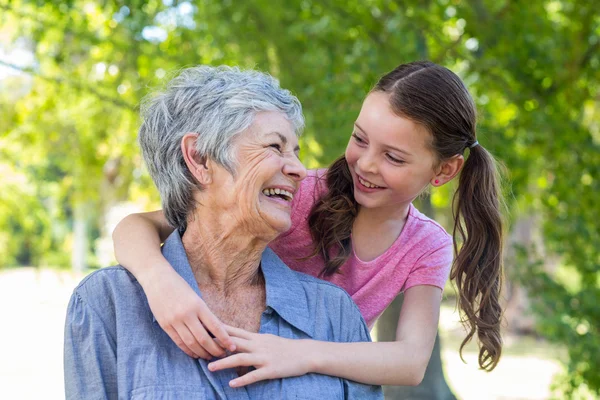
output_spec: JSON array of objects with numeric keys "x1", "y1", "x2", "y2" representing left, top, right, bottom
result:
[
  {"x1": 207, "y1": 111, "x2": 306, "y2": 238},
  {"x1": 345, "y1": 91, "x2": 439, "y2": 212}
]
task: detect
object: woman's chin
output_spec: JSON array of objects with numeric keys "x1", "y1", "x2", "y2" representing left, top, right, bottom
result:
[
  {"x1": 262, "y1": 212, "x2": 292, "y2": 237},
  {"x1": 259, "y1": 197, "x2": 293, "y2": 234},
  {"x1": 270, "y1": 217, "x2": 292, "y2": 236}
]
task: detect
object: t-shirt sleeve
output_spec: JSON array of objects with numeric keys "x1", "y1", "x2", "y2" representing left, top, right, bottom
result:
[{"x1": 403, "y1": 237, "x2": 453, "y2": 292}]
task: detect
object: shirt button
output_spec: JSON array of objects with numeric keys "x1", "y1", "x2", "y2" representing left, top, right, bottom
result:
[{"x1": 264, "y1": 307, "x2": 273, "y2": 315}]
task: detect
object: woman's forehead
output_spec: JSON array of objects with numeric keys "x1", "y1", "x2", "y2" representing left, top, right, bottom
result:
[{"x1": 242, "y1": 112, "x2": 297, "y2": 142}]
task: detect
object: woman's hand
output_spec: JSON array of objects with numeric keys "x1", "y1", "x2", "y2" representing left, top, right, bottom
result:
[
  {"x1": 142, "y1": 266, "x2": 236, "y2": 359},
  {"x1": 208, "y1": 325, "x2": 313, "y2": 387}
]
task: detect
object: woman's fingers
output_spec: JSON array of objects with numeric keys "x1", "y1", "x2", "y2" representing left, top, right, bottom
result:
[
  {"x1": 223, "y1": 324, "x2": 254, "y2": 339},
  {"x1": 229, "y1": 369, "x2": 272, "y2": 388},
  {"x1": 197, "y1": 304, "x2": 236, "y2": 352},
  {"x1": 185, "y1": 317, "x2": 226, "y2": 358}
]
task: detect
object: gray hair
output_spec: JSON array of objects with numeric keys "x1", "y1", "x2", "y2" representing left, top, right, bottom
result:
[{"x1": 138, "y1": 65, "x2": 304, "y2": 230}]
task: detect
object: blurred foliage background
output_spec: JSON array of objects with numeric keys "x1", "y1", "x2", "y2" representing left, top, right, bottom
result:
[{"x1": 0, "y1": 0, "x2": 598, "y2": 398}]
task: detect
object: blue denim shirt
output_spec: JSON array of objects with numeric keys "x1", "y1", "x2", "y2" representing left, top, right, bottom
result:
[{"x1": 64, "y1": 231, "x2": 383, "y2": 399}]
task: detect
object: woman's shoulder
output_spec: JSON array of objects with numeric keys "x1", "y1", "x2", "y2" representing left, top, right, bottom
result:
[
  {"x1": 70, "y1": 266, "x2": 142, "y2": 316},
  {"x1": 75, "y1": 266, "x2": 135, "y2": 293}
]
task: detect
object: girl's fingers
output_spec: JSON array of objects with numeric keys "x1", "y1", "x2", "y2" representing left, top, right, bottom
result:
[
  {"x1": 214, "y1": 336, "x2": 250, "y2": 353},
  {"x1": 228, "y1": 336, "x2": 252, "y2": 352},
  {"x1": 186, "y1": 318, "x2": 225, "y2": 358},
  {"x1": 174, "y1": 324, "x2": 211, "y2": 360},
  {"x1": 197, "y1": 305, "x2": 236, "y2": 352},
  {"x1": 223, "y1": 324, "x2": 254, "y2": 339},
  {"x1": 208, "y1": 353, "x2": 255, "y2": 372},
  {"x1": 163, "y1": 325, "x2": 201, "y2": 359},
  {"x1": 229, "y1": 369, "x2": 272, "y2": 388}
]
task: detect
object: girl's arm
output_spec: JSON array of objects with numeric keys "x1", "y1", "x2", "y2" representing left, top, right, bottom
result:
[
  {"x1": 208, "y1": 285, "x2": 441, "y2": 387},
  {"x1": 112, "y1": 211, "x2": 235, "y2": 358}
]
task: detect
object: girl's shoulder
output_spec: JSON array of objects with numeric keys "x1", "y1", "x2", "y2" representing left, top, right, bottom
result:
[
  {"x1": 304, "y1": 168, "x2": 328, "y2": 191},
  {"x1": 400, "y1": 205, "x2": 454, "y2": 292},
  {"x1": 274, "y1": 168, "x2": 329, "y2": 242},
  {"x1": 404, "y1": 204, "x2": 453, "y2": 249},
  {"x1": 295, "y1": 168, "x2": 329, "y2": 209}
]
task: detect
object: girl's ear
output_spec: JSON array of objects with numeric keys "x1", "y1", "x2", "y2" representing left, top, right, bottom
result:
[
  {"x1": 431, "y1": 154, "x2": 464, "y2": 186},
  {"x1": 181, "y1": 133, "x2": 212, "y2": 186}
]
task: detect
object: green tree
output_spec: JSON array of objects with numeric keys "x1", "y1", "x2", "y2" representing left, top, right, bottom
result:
[{"x1": 1, "y1": 0, "x2": 598, "y2": 395}]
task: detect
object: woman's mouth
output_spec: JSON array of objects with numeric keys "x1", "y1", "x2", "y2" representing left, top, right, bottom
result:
[
  {"x1": 261, "y1": 188, "x2": 294, "y2": 201},
  {"x1": 261, "y1": 187, "x2": 294, "y2": 207}
]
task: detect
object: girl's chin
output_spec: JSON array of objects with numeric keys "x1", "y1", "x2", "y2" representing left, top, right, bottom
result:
[{"x1": 353, "y1": 191, "x2": 383, "y2": 209}]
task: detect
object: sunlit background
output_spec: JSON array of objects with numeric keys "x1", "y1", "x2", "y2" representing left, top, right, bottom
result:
[{"x1": 1, "y1": 1, "x2": 598, "y2": 399}]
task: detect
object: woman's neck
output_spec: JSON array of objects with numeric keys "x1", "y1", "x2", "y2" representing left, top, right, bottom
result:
[{"x1": 181, "y1": 210, "x2": 271, "y2": 295}]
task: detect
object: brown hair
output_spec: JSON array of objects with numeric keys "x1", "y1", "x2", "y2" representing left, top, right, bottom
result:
[{"x1": 307, "y1": 61, "x2": 504, "y2": 371}]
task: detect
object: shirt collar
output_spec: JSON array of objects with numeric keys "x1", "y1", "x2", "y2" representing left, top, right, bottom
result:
[
  {"x1": 260, "y1": 247, "x2": 314, "y2": 338},
  {"x1": 155, "y1": 231, "x2": 314, "y2": 338}
]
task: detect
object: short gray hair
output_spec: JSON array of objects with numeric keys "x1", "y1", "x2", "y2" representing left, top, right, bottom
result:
[{"x1": 139, "y1": 65, "x2": 304, "y2": 231}]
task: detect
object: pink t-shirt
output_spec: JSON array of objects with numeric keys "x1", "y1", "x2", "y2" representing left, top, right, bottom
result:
[{"x1": 269, "y1": 169, "x2": 453, "y2": 327}]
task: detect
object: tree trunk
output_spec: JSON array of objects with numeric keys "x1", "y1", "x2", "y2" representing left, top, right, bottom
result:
[
  {"x1": 375, "y1": 294, "x2": 456, "y2": 400},
  {"x1": 71, "y1": 202, "x2": 88, "y2": 272},
  {"x1": 503, "y1": 213, "x2": 559, "y2": 335}
]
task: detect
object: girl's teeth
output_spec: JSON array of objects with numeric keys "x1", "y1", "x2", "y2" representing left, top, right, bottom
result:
[{"x1": 359, "y1": 177, "x2": 380, "y2": 188}]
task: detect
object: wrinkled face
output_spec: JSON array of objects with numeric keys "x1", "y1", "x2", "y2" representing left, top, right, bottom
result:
[
  {"x1": 345, "y1": 91, "x2": 438, "y2": 212},
  {"x1": 209, "y1": 111, "x2": 306, "y2": 238}
]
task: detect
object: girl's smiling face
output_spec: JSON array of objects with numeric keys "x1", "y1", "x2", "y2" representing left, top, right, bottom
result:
[{"x1": 345, "y1": 91, "x2": 439, "y2": 212}]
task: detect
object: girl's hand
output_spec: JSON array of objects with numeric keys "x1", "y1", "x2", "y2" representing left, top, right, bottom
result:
[
  {"x1": 143, "y1": 267, "x2": 236, "y2": 359},
  {"x1": 208, "y1": 325, "x2": 313, "y2": 387}
]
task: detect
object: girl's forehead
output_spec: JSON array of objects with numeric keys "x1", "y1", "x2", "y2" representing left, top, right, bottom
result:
[{"x1": 357, "y1": 97, "x2": 430, "y2": 150}]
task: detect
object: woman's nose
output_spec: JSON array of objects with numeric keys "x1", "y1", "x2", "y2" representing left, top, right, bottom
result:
[{"x1": 284, "y1": 155, "x2": 307, "y2": 181}]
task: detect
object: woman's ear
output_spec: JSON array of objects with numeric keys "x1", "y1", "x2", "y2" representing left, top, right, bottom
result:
[
  {"x1": 181, "y1": 133, "x2": 212, "y2": 186},
  {"x1": 431, "y1": 154, "x2": 464, "y2": 186}
]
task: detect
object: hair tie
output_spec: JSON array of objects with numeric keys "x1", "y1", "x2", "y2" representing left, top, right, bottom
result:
[{"x1": 469, "y1": 140, "x2": 479, "y2": 149}]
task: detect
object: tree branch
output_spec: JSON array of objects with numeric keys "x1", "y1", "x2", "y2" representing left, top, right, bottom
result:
[{"x1": 0, "y1": 60, "x2": 137, "y2": 111}]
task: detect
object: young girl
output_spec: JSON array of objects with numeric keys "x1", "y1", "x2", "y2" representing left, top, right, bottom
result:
[{"x1": 113, "y1": 61, "x2": 504, "y2": 387}]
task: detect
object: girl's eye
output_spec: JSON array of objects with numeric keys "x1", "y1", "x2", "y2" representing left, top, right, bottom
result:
[
  {"x1": 386, "y1": 154, "x2": 405, "y2": 164},
  {"x1": 351, "y1": 133, "x2": 366, "y2": 144}
]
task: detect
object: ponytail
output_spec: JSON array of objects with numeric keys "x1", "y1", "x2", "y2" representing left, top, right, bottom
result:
[
  {"x1": 451, "y1": 144, "x2": 504, "y2": 371},
  {"x1": 306, "y1": 156, "x2": 358, "y2": 276}
]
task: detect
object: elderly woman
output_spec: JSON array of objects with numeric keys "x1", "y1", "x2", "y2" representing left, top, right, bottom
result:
[{"x1": 64, "y1": 66, "x2": 382, "y2": 399}]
